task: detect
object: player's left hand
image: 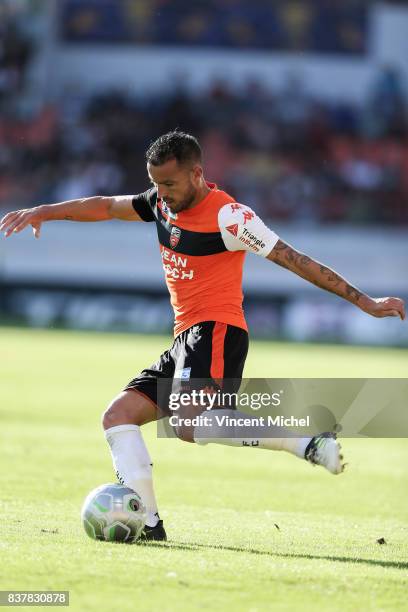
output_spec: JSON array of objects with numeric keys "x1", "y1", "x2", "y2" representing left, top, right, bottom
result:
[{"x1": 359, "y1": 296, "x2": 406, "y2": 320}]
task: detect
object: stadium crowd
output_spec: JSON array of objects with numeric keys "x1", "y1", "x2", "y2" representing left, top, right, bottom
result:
[
  {"x1": 1, "y1": 67, "x2": 407, "y2": 225},
  {"x1": 0, "y1": 0, "x2": 407, "y2": 225}
]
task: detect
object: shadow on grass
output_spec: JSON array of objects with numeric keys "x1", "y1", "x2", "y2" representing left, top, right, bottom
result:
[{"x1": 141, "y1": 540, "x2": 408, "y2": 570}]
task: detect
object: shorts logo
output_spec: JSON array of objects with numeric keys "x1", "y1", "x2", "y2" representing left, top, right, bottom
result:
[
  {"x1": 170, "y1": 226, "x2": 181, "y2": 248},
  {"x1": 175, "y1": 367, "x2": 191, "y2": 380},
  {"x1": 226, "y1": 223, "x2": 239, "y2": 237},
  {"x1": 231, "y1": 204, "x2": 242, "y2": 212}
]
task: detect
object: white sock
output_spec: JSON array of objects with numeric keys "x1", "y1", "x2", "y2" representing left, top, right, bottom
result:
[
  {"x1": 194, "y1": 409, "x2": 311, "y2": 459},
  {"x1": 104, "y1": 424, "x2": 160, "y2": 527}
]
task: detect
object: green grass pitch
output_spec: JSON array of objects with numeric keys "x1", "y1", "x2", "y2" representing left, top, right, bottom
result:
[{"x1": 1, "y1": 327, "x2": 407, "y2": 611}]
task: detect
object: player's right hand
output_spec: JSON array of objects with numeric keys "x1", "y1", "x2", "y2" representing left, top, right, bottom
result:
[{"x1": 0, "y1": 206, "x2": 45, "y2": 239}]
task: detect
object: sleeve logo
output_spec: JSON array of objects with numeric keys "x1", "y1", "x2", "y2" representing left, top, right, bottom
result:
[
  {"x1": 226, "y1": 223, "x2": 239, "y2": 237},
  {"x1": 243, "y1": 211, "x2": 254, "y2": 224}
]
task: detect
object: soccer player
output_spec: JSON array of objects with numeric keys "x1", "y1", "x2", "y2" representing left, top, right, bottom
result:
[{"x1": 1, "y1": 131, "x2": 405, "y2": 541}]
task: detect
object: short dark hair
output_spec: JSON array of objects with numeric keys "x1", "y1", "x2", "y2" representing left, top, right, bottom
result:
[{"x1": 146, "y1": 130, "x2": 202, "y2": 167}]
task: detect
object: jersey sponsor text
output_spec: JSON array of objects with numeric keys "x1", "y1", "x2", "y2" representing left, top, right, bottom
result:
[{"x1": 161, "y1": 247, "x2": 194, "y2": 280}]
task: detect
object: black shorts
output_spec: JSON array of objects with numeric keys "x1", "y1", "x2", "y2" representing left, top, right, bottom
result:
[{"x1": 124, "y1": 321, "x2": 249, "y2": 416}]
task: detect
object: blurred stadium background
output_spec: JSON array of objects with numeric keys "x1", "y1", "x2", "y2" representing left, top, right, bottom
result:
[{"x1": 0, "y1": 0, "x2": 407, "y2": 346}]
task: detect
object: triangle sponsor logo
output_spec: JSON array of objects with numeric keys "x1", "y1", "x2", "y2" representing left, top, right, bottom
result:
[{"x1": 226, "y1": 223, "x2": 239, "y2": 237}]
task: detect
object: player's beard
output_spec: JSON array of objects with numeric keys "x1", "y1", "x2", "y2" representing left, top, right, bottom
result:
[{"x1": 167, "y1": 185, "x2": 197, "y2": 213}]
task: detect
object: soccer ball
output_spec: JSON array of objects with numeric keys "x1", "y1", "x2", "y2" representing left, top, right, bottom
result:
[{"x1": 81, "y1": 483, "x2": 146, "y2": 543}]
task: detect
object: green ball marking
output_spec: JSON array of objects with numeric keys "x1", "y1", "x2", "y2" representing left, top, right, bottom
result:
[
  {"x1": 108, "y1": 526, "x2": 117, "y2": 541},
  {"x1": 93, "y1": 500, "x2": 109, "y2": 513}
]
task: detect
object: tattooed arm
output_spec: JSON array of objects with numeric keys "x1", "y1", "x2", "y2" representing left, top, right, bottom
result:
[{"x1": 267, "y1": 240, "x2": 406, "y2": 320}]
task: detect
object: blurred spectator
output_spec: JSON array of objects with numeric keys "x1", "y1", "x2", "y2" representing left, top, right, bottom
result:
[
  {"x1": 362, "y1": 67, "x2": 408, "y2": 139},
  {"x1": 0, "y1": 2, "x2": 34, "y2": 105}
]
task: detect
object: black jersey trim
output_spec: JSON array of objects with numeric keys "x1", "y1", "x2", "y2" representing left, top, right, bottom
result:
[
  {"x1": 132, "y1": 188, "x2": 227, "y2": 255},
  {"x1": 132, "y1": 188, "x2": 157, "y2": 222},
  {"x1": 156, "y1": 219, "x2": 227, "y2": 256}
]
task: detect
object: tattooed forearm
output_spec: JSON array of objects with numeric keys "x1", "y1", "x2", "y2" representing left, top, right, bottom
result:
[
  {"x1": 309, "y1": 277, "x2": 364, "y2": 302},
  {"x1": 345, "y1": 284, "x2": 364, "y2": 301},
  {"x1": 267, "y1": 240, "x2": 366, "y2": 305},
  {"x1": 319, "y1": 265, "x2": 343, "y2": 287},
  {"x1": 270, "y1": 240, "x2": 312, "y2": 268}
]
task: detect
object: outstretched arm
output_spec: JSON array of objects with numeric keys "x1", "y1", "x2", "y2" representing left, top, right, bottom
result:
[
  {"x1": 268, "y1": 239, "x2": 406, "y2": 320},
  {"x1": 0, "y1": 195, "x2": 142, "y2": 239}
]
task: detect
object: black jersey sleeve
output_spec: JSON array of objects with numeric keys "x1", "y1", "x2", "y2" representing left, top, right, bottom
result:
[{"x1": 132, "y1": 187, "x2": 157, "y2": 222}]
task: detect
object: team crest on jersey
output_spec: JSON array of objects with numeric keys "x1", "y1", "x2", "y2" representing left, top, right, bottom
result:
[
  {"x1": 170, "y1": 226, "x2": 181, "y2": 248},
  {"x1": 226, "y1": 223, "x2": 239, "y2": 237}
]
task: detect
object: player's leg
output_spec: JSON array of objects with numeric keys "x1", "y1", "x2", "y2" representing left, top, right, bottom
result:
[
  {"x1": 178, "y1": 323, "x2": 345, "y2": 474},
  {"x1": 102, "y1": 352, "x2": 175, "y2": 540},
  {"x1": 194, "y1": 409, "x2": 344, "y2": 474},
  {"x1": 102, "y1": 390, "x2": 163, "y2": 535},
  {"x1": 103, "y1": 389, "x2": 157, "y2": 428}
]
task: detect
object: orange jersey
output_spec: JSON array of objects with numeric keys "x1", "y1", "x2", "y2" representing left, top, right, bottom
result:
[{"x1": 132, "y1": 183, "x2": 279, "y2": 337}]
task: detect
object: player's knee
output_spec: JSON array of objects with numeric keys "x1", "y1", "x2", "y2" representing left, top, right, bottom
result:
[
  {"x1": 173, "y1": 423, "x2": 195, "y2": 444},
  {"x1": 102, "y1": 398, "x2": 129, "y2": 429},
  {"x1": 102, "y1": 391, "x2": 151, "y2": 430}
]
